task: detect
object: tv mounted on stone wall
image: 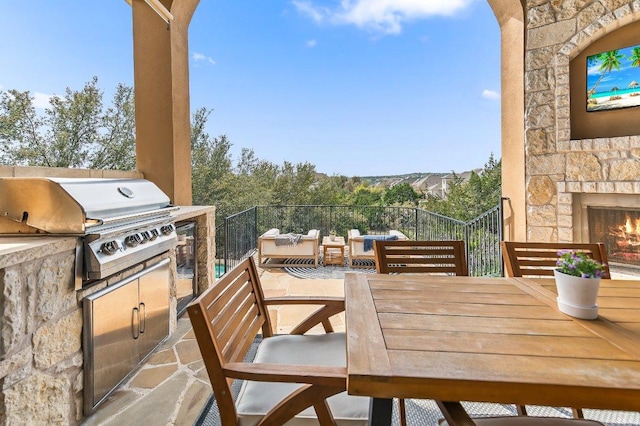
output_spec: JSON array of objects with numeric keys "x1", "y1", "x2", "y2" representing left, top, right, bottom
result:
[{"x1": 587, "y1": 43, "x2": 640, "y2": 112}]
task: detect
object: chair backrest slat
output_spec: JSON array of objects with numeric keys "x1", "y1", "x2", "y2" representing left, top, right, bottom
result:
[
  {"x1": 501, "y1": 241, "x2": 611, "y2": 279},
  {"x1": 187, "y1": 257, "x2": 273, "y2": 425},
  {"x1": 374, "y1": 240, "x2": 468, "y2": 276}
]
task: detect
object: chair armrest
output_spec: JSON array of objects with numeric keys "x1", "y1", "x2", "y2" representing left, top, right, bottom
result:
[
  {"x1": 264, "y1": 297, "x2": 345, "y2": 334},
  {"x1": 224, "y1": 363, "x2": 347, "y2": 387},
  {"x1": 264, "y1": 296, "x2": 344, "y2": 307},
  {"x1": 348, "y1": 229, "x2": 361, "y2": 238},
  {"x1": 259, "y1": 228, "x2": 280, "y2": 239}
]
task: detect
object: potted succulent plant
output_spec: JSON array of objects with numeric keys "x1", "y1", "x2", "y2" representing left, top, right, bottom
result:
[
  {"x1": 554, "y1": 250, "x2": 606, "y2": 319},
  {"x1": 329, "y1": 230, "x2": 337, "y2": 241}
]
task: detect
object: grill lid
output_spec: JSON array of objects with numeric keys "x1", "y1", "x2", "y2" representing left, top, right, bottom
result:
[{"x1": 0, "y1": 177, "x2": 173, "y2": 234}]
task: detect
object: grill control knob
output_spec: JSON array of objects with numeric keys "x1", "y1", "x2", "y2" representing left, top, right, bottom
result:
[
  {"x1": 149, "y1": 228, "x2": 160, "y2": 240},
  {"x1": 140, "y1": 231, "x2": 151, "y2": 243},
  {"x1": 161, "y1": 224, "x2": 175, "y2": 236},
  {"x1": 100, "y1": 240, "x2": 120, "y2": 255},
  {"x1": 125, "y1": 233, "x2": 143, "y2": 247}
]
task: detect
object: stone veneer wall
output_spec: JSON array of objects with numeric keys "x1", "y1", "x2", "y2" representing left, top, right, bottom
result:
[
  {"x1": 0, "y1": 239, "x2": 82, "y2": 424},
  {"x1": 0, "y1": 238, "x2": 175, "y2": 424},
  {"x1": 525, "y1": 0, "x2": 640, "y2": 242}
]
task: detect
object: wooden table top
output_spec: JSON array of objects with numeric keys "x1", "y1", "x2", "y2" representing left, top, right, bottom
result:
[
  {"x1": 323, "y1": 236, "x2": 345, "y2": 247},
  {"x1": 344, "y1": 273, "x2": 640, "y2": 412}
]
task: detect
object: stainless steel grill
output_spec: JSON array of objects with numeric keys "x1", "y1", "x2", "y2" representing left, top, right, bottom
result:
[{"x1": 0, "y1": 177, "x2": 178, "y2": 281}]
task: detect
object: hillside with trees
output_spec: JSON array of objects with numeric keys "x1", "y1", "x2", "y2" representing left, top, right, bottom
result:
[{"x1": 0, "y1": 78, "x2": 502, "y2": 226}]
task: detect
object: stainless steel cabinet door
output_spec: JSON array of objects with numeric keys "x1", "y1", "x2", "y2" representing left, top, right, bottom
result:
[
  {"x1": 84, "y1": 276, "x2": 139, "y2": 410},
  {"x1": 137, "y1": 259, "x2": 170, "y2": 360}
]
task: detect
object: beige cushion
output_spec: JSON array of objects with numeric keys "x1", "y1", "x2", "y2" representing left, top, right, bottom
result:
[{"x1": 236, "y1": 333, "x2": 369, "y2": 426}]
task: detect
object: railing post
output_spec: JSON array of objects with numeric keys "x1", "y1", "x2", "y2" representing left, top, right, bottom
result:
[
  {"x1": 464, "y1": 223, "x2": 471, "y2": 276},
  {"x1": 254, "y1": 206, "x2": 259, "y2": 251},
  {"x1": 415, "y1": 208, "x2": 419, "y2": 239},
  {"x1": 499, "y1": 197, "x2": 508, "y2": 277},
  {"x1": 224, "y1": 215, "x2": 229, "y2": 273}
]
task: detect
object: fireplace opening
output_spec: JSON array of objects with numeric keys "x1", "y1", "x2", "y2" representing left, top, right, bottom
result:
[{"x1": 588, "y1": 207, "x2": 640, "y2": 268}]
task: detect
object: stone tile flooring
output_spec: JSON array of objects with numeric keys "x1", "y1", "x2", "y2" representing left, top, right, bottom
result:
[{"x1": 81, "y1": 268, "x2": 345, "y2": 426}]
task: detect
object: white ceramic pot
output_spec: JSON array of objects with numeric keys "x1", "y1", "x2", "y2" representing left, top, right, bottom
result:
[{"x1": 553, "y1": 269, "x2": 600, "y2": 320}]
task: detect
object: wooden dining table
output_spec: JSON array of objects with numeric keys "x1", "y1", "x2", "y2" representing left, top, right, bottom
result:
[{"x1": 344, "y1": 273, "x2": 640, "y2": 425}]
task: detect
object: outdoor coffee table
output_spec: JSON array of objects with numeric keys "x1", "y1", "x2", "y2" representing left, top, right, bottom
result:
[{"x1": 322, "y1": 236, "x2": 345, "y2": 266}]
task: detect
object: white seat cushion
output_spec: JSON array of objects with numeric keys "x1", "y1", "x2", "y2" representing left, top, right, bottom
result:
[{"x1": 236, "y1": 333, "x2": 369, "y2": 426}]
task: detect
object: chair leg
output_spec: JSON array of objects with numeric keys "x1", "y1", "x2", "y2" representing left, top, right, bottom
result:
[
  {"x1": 399, "y1": 398, "x2": 407, "y2": 426},
  {"x1": 516, "y1": 404, "x2": 528, "y2": 416},
  {"x1": 572, "y1": 408, "x2": 584, "y2": 419}
]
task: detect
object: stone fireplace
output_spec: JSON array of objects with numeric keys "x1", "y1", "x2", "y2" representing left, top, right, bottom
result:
[
  {"x1": 588, "y1": 206, "x2": 640, "y2": 266},
  {"x1": 516, "y1": 0, "x2": 640, "y2": 275},
  {"x1": 571, "y1": 192, "x2": 640, "y2": 271}
]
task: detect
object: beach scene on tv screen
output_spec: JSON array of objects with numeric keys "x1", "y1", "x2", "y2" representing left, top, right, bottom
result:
[{"x1": 587, "y1": 43, "x2": 640, "y2": 112}]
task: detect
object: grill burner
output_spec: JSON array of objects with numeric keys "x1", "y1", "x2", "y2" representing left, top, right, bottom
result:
[{"x1": 0, "y1": 177, "x2": 178, "y2": 282}]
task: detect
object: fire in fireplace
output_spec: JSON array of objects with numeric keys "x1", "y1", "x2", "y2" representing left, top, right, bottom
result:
[{"x1": 588, "y1": 207, "x2": 640, "y2": 267}]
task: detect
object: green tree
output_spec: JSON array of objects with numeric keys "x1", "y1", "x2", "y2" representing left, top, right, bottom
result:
[
  {"x1": 90, "y1": 83, "x2": 136, "y2": 170},
  {"x1": 190, "y1": 107, "x2": 234, "y2": 211},
  {"x1": 382, "y1": 182, "x2": 422, "y2": 206},
  {"x1": 350, "y1": 185, "x2": 383, "y2": 206},
  {"x1": 420, "y1": 155, "x2": 501, "y2": 221},
  {"x1": 0, "y1": 89, "x2": 45, "y2": 165},
  {"x1": 0, "y1": 77, "x2": 135, "y2": 169}
]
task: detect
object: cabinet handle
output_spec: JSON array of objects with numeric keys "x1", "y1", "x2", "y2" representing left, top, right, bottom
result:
[
  {"x1": 139, "y1": 302, "x2": 146, "y2": 334},
  {"x1": 132, "y1": 307, "x2": 140, "y2": 339}
]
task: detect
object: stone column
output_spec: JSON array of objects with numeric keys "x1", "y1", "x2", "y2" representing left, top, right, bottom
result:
[
  {"x1": 131, "y1": 0, "x2": 200, "y2": 205},
  {"x1": 487, "y1": 0, "x2": 527, "y2": 241}
]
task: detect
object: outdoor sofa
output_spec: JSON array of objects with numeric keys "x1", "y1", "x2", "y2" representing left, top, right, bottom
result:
[
  {"x1": 258, "y1": 228, "x2": 320, "y2": 268},
  {"x1": 347, "y1": 229, "x2": 408, "y2": 267}
]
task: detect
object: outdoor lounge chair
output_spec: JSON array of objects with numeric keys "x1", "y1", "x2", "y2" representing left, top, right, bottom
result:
[
  {"x1": 347, "y1": 229, "x2": 408, "y2": 267},
  {"x1": 258, "y1": 228, "x2": 320, "y2": 268}
]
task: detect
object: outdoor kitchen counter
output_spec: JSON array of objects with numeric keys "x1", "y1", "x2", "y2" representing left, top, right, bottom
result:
[
  {"x1": 170, "y1": 204, "x2": 215, "y2": 222},
  {"x1": 0, "y1": 236, "x2": 77, "y2": 270}
]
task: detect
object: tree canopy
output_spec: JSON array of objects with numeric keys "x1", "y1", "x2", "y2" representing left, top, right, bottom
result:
[{"x1": 0, "y1": 77, "x2": 135, "y2": 170}]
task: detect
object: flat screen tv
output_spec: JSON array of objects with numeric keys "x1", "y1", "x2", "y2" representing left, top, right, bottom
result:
[{"x1": 587, "y1": 43, "x2": 640, "y2": 112}]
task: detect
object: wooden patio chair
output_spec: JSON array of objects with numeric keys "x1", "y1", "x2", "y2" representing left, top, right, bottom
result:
[
  {"x1": 373, "y1": 239, "x2": 468, "y2": 275},
  {"x1": 187, "y1": 257, "x2": 369, "y2": 426},
  {"x1": 374, "y1": 240, "x2": 468, "y2": 426},
  {"x1": 501, "y1": 241, "x2": 610, "y2": 280},
  {"x1": 501, "y1": 241, "x2": 611, "y2": 419}
]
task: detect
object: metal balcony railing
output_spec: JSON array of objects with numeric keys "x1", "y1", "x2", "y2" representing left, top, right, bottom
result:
[{"x1": 215, "y1": 203, "x2": 504, "y2": 277}]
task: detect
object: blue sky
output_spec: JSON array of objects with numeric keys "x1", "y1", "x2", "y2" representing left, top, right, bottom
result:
[{"x1": 1, "y1": 0, "x2": 501, "y2": 177}]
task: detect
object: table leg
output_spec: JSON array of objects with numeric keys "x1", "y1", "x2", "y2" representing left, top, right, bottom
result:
[{"x1": 368, "y1": 397, "x2": 393, "y2": 425}]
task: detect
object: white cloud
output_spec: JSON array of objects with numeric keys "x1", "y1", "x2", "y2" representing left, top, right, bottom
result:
[
  {"x1": 306, "y1": 39, "x2": 317, "y2": 48},
  {"x1": 292, "y1": 0, "x2": 326, "y2": 23},
  {"x1": 33, "y1": 92, "x2": 54, "y2": 109},
  {"x1": 293, "y1": 0, "x2": 475, "y2": 35},
  {"x1": 481, "y1": 89, "x2": 500, "y2": 100},
  {"x1": 193, "y1": 52, "x2": 216, "y2": 65}
]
